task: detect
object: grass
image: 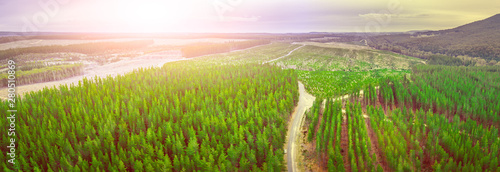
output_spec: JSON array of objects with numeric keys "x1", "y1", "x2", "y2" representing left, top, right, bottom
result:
[
  {"x1": 272, "y1": 45, "x2": 424, "y2": 71},
  {"x1": 265, "y1": 43, "x2": 421, "y2": 97},
  {"x1": 194, "y1": 43, "x2": 302, "y2": 65},
  {"x1": 297, "y1": 69, "x2": 409, "y2": 98}
]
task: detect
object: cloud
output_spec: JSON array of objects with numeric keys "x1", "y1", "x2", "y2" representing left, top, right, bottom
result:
[
  {"x1": 222, "y1": 16, "x2": 260, "y2": 22},
  {"x1": 195, "y1": 15, "x2": 261, "y2": 23}
]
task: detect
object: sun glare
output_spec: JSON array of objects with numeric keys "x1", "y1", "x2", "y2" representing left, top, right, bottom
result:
[{"x1": 113, "y1": 0, "x2": 192, "y2": 32}]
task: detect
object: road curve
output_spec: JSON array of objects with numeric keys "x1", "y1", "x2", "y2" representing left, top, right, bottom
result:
[
  {"x1": 285, "y1": 85, "x2": 379, "y2": 172},
  {"x1": 287, "y1": 81, "x2": 315, "y2": 172},
  {"x1": 265, "y1": 44, "x2": 305, "y2": 64}
]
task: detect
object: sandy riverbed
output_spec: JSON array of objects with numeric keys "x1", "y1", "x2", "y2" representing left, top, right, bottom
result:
[{"x1": 0, "y1": 50, "x2": 186, "y2": 100}]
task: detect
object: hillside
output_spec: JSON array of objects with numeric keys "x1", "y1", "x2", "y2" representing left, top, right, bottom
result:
[
  {"x1": 368, "y1": 14, "x2": 500, "y2": 62},
  {"x1": 439, "y1": 13, "x2": 500, "y2": 34},
  {"x1": 269, "y1": 42, "x2": 423, "y2": 98}
]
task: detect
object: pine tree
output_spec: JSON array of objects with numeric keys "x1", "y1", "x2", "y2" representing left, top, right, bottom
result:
[
  {"x1": 327, "y1": 158, "x2": 335, "y2": 172},
  {"x1": 118, "y1": 160, "x2": 127, "y2": 171},
  {"x1": 186, "y1": 137, "x2": 198, "y2": 158},
  {"x1": 133, "y1": 160, "x2": 143, "y2": 172},
  {"x1": 162, "y1": 155, "x2": 172, "y2": 171},
  {"x1": 145, "y1": 163, "x2": 154, "y2": 172},
  {"x1": 239, "y1": 155, "x2": 250, "y2": 171},
  {"x1": 173, "y1": 155, "x2": 181, "y2": 172},
  {"x1": 377, "y1": 164, "x2": 383, "y2": 172}
]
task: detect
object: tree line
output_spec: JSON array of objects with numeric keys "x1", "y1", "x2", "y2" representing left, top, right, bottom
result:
[
  {"x1": 0, "y1": 63, "x2": 83, "y2": 87},
  {"x1": 0, "y1": 40, "x2": 154, "y2": 61}
]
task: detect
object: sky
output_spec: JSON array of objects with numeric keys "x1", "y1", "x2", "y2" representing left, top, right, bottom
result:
[{"x1": 0, "y1": 0, "x2": 498, "y2": 33}]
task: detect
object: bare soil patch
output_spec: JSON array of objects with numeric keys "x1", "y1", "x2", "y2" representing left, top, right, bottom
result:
[
  {"x1": 297, "y1": 42, "x2": 372, "y2": 50},
  {"x1": 340, "y1": 112, "x2": 351, "y2": 172},
  {"x1": 364, "y1": 114, "x2": 391, "y2": 172},
  {"x1": 299, "y1": 127, "x2": 328, "y2": 172}
]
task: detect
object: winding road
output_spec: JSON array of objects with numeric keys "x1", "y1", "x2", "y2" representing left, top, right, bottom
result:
[
  {"x1": 265, "y1": 44, "x2": 305, "y2": 64},
  {"x1": 287, "y1": 82, "x2": 315, "y2": 172},
  {"x1": 285, "y1": 83, "x2": 379, "y2": 172},
  {"x1": 1, "y1": 41, "x2": 314, "y2": 172}
]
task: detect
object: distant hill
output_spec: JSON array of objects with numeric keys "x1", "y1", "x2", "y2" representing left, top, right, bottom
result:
[
  {"x1": 436, "y1": 14, "x2": 500, "y2": 34},
  {"x1": 368, "y1": 14, "x2": 500, "y2": 62},
  {"x1": 405, "y1": 30, "x2": 433, "y2": 34}
]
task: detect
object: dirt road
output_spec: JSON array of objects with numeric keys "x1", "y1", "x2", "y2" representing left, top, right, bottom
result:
[
  {"x1": 287, "y1": 81, "x2": 315, "y2": 172},
  {"x1": 0, "y1": 51, "x2": 186, "y2": 100},
  {"x1": 265, "y1": 44, "x2": 305, "y2": 64}
]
